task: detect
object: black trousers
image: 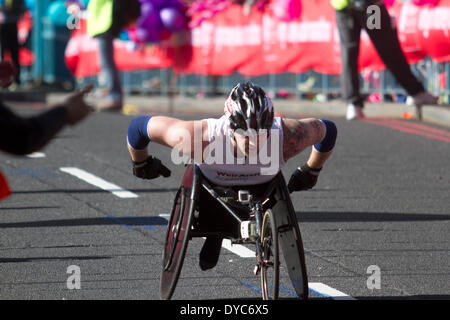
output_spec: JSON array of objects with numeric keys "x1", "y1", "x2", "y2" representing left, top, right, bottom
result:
[
  {"x1": 0, "y1": 100, "x2": 67, "y2": 155},
  {"x1": 335, "y1": 2, "x2": 425, "y2": 107},
  {"x1": 0, "y1": 23, "x2": 21, "y2": 84}
]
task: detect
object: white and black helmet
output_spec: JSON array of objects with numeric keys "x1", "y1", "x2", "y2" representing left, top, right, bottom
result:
[{"x1": 224, "y1": 82, "x2": 274, "y2": 132}]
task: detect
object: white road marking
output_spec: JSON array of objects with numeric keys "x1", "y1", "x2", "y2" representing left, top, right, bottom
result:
[
  {"x1": 60, "y1": 167, "x2": 138, "y2": 199},
  {"x1": 158, "y1": 214, "x2": 354, "y2": 299},
  {"x1": 158, "y1": 214, "x2": 255, "y2": 258},
  {"x1": 26, "y1": 152, "x2": 46, "y2": 158},
  {"x1": 308, "y1": 282, "x2": 356, "y2": 300},
  {"x1": 220, "y1": 239, "x2": 255, "y2": 258},
  {"x1": 159, "y1": 213, "x2": 170, "y2": 220}
]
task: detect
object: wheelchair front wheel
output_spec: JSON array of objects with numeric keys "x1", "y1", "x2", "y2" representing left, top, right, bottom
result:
[{"x1": 260, "y1": 209, "x2": 279, "y2": 300}]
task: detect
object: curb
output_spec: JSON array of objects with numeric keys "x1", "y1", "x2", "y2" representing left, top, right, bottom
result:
[
  {"x1": 122, "y1": 96, "x2": 450, "y2": 128},
  {"x1": 42, "y1": 92, "x2": 450, "y2": 129}
]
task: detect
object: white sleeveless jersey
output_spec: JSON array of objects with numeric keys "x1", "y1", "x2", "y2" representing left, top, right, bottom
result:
[{"x1": 198, "y1": 116, "x2": 286, "y2": 186}]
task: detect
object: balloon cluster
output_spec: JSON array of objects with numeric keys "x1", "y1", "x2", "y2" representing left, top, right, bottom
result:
[
  {"x1": 411, "y1": 0, "x2": 440, "y2": 6},
  {"x1": 134, "y1": 0, "x2": 187, "y2": 43},
  {"x1": 46, "y1": 0, "x2": 90, "y2": 26},
  {"x1": 383, "y1": 0, "x2": 395, "y2": 7},
  {"x1": 186, "y1": 0, "x2": 235, "y2": 28},
  {"x1": 25, "y1": 0, "x2": 35, "y2": 11},
  {"x1": 48, "y1": 1, "x2": 70, "y2": 26},
  {"x1": 65, "y1": 0, "x2": 90, "y2": 9},
  {"x1": 272, "y1": 0, "x2": 301, "y2": 21}
]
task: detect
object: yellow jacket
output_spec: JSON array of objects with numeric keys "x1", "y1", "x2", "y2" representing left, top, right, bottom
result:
[
  {"x1": 331, "y1": 0, "x2": 351, "y2": 10},
  {"x1": 86, "y1": 0, "x2": 113, "y2": 37}
]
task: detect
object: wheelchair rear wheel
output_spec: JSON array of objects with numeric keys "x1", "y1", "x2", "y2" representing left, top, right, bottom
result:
[
  {"x1": 160, "y1": 186, "x2": 193, "y2": 300},
  {"x1": 260, "y1": 209, "x2": 280, "y2": 300}
]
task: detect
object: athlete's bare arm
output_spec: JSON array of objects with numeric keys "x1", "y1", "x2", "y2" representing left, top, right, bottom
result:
[
  {"x1": 127, "y1": 116, "x2": 209, "y2": 162},
  {"x1": 282, "y1": 118, "x2": 333, "y2": 169}
]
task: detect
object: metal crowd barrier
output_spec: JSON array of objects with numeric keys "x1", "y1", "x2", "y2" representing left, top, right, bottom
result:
[{"x1": 74, "y1": 58, "x2": 449, "y2": 103}]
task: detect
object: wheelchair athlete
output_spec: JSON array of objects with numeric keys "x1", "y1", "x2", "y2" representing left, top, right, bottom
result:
[{"x1": 126, "y1": 82, "x2": 337, "y2": 270}]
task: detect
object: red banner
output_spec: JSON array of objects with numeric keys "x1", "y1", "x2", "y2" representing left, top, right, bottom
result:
[
  {"x1": 65, "y1": 19, "x2": 173, "y2": 78},
  {"x1": 65, "y1": 0, "x2": 450, "y2": 78}
]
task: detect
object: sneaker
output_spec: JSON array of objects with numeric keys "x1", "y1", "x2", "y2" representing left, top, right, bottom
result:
[
  {"x1": 346, "y1": 103, "x2": 365, "y2": 120},
  {"x1": 409, "y1": 91, "x2": 439, "y2": 107},
  {"x1": 199, "y1": 236, "x2": 222, "y2": 271}
]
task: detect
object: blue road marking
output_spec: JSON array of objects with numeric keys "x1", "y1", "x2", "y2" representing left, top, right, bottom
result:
[
  {"x1": 131, "y1": 217, "x2": 168, "y2": 231},
  {"x1": 278, "y1": 285, "x2": 298, "y2": 298},
  {"x1": 106, "y1": 214, "x2": 342, "y2": 299},
  {"x1": 308, "y1": 287, "x2": 332, "y2": 299},
  {"x1": 105, "y1": 215, "x2": 137, "y2": 231},
  {"x1": 240, "y1": 281, "x2": 262, "y2": 294},
  {"x1": 4, "y1": 168, "x2": 60, "y2": 178},
  {"x1": 104, "y1": 216, "x2": 168, "y2": 231}
]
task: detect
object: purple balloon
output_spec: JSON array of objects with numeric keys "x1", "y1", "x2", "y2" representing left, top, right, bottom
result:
[
  {"x1": 135, "y1": 3, "x2": 164, "y2": 42},
  {"x1": 139, "y1": 2, "x2": 156, "y2": 21},
  {"x1": 160, "y1": 7, "x2": 186, "y2": 32},
  {"x1": 137, "y1": 27, "x2": 162, "y2": 42},
  {"x1": 152, "y1": 0, "x2": 167, "y2": 8},
  {"x1": 139, "y1": 0, "x2": 166, "y2": 9}
]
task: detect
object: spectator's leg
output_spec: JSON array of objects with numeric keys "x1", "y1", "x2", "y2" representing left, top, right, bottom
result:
[
  {"x1": 335, "y1": 8, "x2": 365, "y2": 108},
  {"x1": 0, "y1": 24, "x2": 10, "y2": 62},
  {"x1": 0, "y1": 25, "x2": 4, "y2": 60},
  {"x1": 97, "y1": 36, "x2": 123, "y2": 108},
  {"x1": 7, "y1": 23, "x2": 21, "y2": 85},
  {"x1": 364, "y1": 3, "x2": 425, "y2": 96}
]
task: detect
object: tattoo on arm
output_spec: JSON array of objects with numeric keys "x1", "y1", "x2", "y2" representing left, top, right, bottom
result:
[{"x1": 282, "y1": 118, "x2": 325, "y2": 161}]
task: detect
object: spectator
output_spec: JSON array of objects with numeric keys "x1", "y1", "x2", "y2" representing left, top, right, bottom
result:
[
  {"x1": 0, "y1": 0, "x2": 26, "y2": 86},
  {"x1": 0, "y1": 61, "x2": 95, "y2": 201},
  {"x1": 332, "y1": 0, "x2": 439, "y2": 120},
  {"x1": 0, "y1": 61, "x2": 95, "y2": 156},
  {"x1": 0, "y1": 61, "x2": 95, "y2": 200},
  {"x1": 87, "y1": 0, "x2": 141, "y2": 111}
]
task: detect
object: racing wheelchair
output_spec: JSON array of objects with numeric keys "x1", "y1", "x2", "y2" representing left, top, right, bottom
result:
[{"x1": 160, "y1": 164, "x2": 308, "y2": 300}]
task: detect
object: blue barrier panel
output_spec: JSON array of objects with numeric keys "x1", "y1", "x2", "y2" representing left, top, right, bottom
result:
[
  {"x1": 42, "y1": 16, "x2": 74, "y2": 84},
  {"x1": 32, "y1": 0, "x2": 52, "y2": 81},
  {"x1": 77, "y1": 61, "x2": 449, "y2": 102}
]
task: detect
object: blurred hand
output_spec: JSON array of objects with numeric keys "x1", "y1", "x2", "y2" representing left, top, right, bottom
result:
[{"x1": 64, "y1": 85, "x2": 96, "y2": 125}]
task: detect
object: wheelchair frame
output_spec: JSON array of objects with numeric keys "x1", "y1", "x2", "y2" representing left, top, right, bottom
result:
[{"x1": 160, "y1": 164, "x2": 308, "y2": 300}]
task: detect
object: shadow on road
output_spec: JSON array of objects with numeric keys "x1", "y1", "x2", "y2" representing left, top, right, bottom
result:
[
  {"x1": 355, "y1": 295, "x2": 450, "y2": 300},
  {"x1": 296, "y1": 211, "x2": 450, "y2": 222},
  {"x1": 12, "y1": 188, "x2": 178, "y2": 194},
  {"x1": 0, "y1": 256, "x2": 111, "y2": 263},
  {"x1": 0, "y1": 206, "x2": 61, "y2": 211},
  {"x1": 0, "y1": 216, "x2": 168, "y2": 229}
]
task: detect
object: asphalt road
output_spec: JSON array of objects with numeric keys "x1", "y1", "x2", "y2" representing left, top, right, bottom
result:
[{"x1": 0, "y1": 104, "x2": 449, "y2": 300}]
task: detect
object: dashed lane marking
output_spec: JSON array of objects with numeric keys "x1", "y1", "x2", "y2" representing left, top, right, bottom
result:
[
  {"x1": 60, "y1": 167, "x2": 138, "y2": 199},
  {"x1": 158, "y1": 214, "x2": 255, "y2": 258},
  {"x1": 308, "y1": 282, "x2": 356, "y2": 300},
  {"x1": 159, "y1": 214, "x2": 356, "y2": 299},
  {"x1": 26, "y1": 152, "x2": 46, "y2": 158}
]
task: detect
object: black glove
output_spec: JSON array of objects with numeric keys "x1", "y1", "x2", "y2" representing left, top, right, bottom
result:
[
  {"x1": 288, "y1": 164, "x2": 321, "y2": 193},
  {"x1": 132, "y1": 156, "x2": 171, "y2": 180}
]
